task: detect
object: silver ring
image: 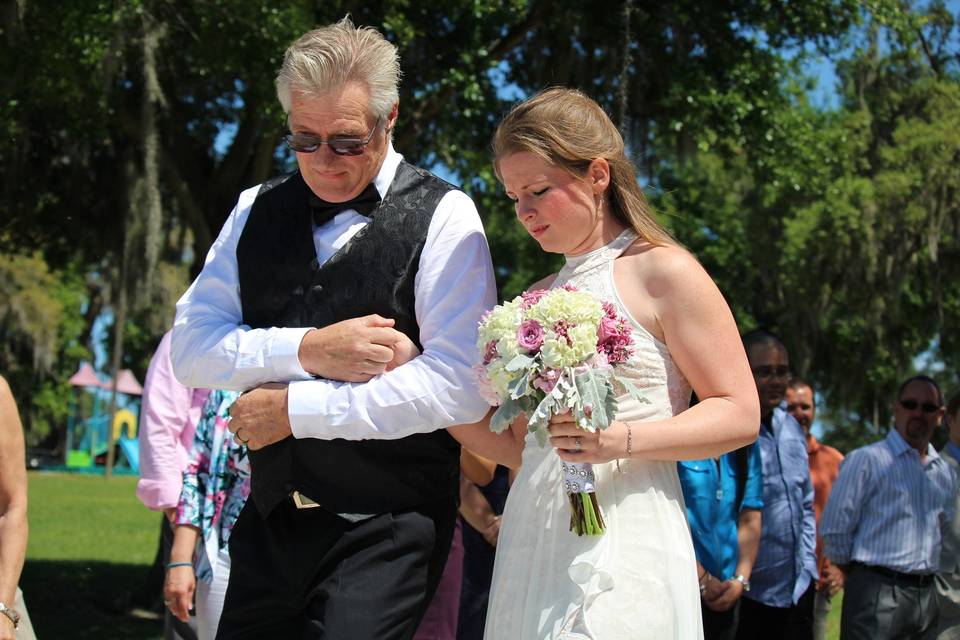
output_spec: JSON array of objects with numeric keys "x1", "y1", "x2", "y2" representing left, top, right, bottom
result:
[
  {"x1": 574, "y1": 436, "x2": 582, "y2": 451},
  {"x1": 235, "y1": 427, "x2": 249, "y2": 444}
]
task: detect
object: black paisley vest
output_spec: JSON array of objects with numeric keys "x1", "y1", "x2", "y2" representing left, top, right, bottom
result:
[{"x1": 236, "y1": 161, "x2": 461, "y2": 518}]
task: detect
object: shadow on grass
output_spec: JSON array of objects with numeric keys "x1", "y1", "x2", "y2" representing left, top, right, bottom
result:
[{"x1": 21, "y1": 559, "x2": 163, "y2": 639}]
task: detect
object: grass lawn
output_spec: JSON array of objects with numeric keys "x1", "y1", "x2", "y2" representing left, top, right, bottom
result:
[{"x1": 22, "y1": 471, "x2": 164, "y2": 639}]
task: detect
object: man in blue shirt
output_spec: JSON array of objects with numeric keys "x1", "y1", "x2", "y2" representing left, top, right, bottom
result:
[
  {"x1": 678, "y1": 441, "x2": 763, "y2": 640},
  {"x1": 736, "y1": 330, "x2": 818, "y2": 640},
  {"x1": 822, "y1": 375, "x2": 954, "y2": 640}
]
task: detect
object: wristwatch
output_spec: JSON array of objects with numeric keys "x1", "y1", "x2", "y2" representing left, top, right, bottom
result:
[
  {"x1": 0, "y1": 601, "x2": 20, "y2": 630},
  {"x1": 734, "y1": 574, "x2": 751, "y2": 592}
]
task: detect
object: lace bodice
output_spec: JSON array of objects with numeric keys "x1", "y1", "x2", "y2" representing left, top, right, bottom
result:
[{"x1": 552, "y1": 229, "x2": 692, "y2": 421}]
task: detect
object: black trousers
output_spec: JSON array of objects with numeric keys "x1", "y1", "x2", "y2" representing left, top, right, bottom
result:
[
  {"x1": 736, "y1": 583, "x2": 815, "y2": 640},
  {"x1": 216, "y1": 496, "x2": 457, "y2": 640},
  {"x1": 703, "y1": 599, "x2": 741, "y2": 640}
]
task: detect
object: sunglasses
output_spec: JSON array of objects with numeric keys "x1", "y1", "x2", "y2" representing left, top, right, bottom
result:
[
  {"x1": 899, "y1": 399, "x2": 941, "y2": 414},
  {"x1": 284, "y1": 117, "x2": 381, "y2": 156},
  {"x1": 751, "y1": 365, "x2": 791, "y2": 380}
]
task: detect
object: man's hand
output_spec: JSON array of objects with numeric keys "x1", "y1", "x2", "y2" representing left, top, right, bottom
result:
[
  {"x1": 385, "y1": 333, "x2": 420, "y2": 372},
  {"x1": 821, "y1": 563, "x2": 845, "y2": 598},
  {"x1": 704, "y1": 578, "x2": 744, "y2": 612},
  {"x1": 482, "y1": 515, "x2": 502, "y2": 548},
  {"x1": 298, "y1": 315, "x2": 409, "y2": 382},
  {"x1": 228, "y1": 383, "x2": 292, "y2": 450},
  {"x1": 699, "y1": 573, "x2": 725, "y2": 607}
]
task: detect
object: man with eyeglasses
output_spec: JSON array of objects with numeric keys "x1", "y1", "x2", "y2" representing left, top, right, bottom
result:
[
  {"x1": 736, "y1": 330, "x2": 818, "y2": 640},
  {"x1": 785, "y1": 378, "x2": 845, "y2": 640},
  {"x1": 170, "y1": 17, "x2": 496, "y2": 639},
  {"x1": 821, "y1": 375, "x2": 956, "y2": 639}
]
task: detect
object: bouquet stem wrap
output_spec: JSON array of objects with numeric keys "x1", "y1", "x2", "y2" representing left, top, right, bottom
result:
[{"x1": 563, "y1": 462, "x2": 606, "y2": 536}]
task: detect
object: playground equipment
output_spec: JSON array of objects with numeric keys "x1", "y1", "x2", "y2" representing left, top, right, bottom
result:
[{"x1": 66, "y1": 363, "x2": 143, "y2": 473}]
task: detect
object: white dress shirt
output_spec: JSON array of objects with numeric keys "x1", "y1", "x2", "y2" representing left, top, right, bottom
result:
[{"x1": 171, "y1": 144, "x2": 497, "y2": 441}]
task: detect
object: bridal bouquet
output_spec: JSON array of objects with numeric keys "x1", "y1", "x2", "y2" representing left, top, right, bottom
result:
[{"x1": 475, "y1": 286, "x2": 644, "y2": 536}]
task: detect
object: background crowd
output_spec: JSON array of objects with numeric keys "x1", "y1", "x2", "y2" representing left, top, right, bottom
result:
[{"x1": 122, "y1": 321, "x2": 960, "y2": 640}]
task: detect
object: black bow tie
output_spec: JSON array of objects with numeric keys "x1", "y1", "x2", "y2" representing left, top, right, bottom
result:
[{"x1": 309, "y1": 184, "x2": 381, "y2": 227}]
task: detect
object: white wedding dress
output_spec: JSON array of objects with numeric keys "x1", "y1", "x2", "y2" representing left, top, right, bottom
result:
[{"x1": 484, "y1": 230, "x2": 703, "y2": 639}]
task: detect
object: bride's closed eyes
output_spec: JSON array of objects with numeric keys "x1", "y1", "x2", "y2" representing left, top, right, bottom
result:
[{"x1": 507, "y1": 187, "x2": 550, "y2": 202}]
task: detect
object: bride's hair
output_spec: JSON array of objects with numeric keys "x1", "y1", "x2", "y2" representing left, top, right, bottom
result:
[{"x1": 492, "y1": 87, "x2": 673, "y2": 247}]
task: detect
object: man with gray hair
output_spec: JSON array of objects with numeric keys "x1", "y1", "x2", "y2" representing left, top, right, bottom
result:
[{"x1": 171, "y1": 17, "x2": 496, "y2": 639}]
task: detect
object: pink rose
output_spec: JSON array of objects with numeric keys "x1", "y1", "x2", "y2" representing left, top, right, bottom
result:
[
  {"x1": 517, "y1": 319, "x2": 545, "y2": 352},
  {"x1": 598, "y1": 316, "x2": 620, "y2": 342}
]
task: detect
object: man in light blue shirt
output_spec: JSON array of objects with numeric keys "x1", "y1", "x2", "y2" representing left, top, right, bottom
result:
[
  {"x1": 678, "y1": 443, "x2": 763, "y2": 640},
  {"x1": 821, "y1": 375, "x2": 954, "y2": 640},
  {"x1": 736, "y1": 330, "x2": 818, "y2": 640}
]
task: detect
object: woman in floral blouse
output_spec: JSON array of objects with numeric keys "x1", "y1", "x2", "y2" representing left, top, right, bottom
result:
[{"x1": 164, "y1": 389, "x2": 249, "y2": 640}]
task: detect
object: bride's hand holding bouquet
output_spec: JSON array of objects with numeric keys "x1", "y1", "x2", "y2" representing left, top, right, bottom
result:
[{"x1": 547, "y1": 411, "x2": 630, "y2": 465}]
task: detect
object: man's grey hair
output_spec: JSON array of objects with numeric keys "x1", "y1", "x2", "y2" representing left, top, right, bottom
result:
[{"x1": 275, "y1": 16, "x2": 401, "y2": 120}]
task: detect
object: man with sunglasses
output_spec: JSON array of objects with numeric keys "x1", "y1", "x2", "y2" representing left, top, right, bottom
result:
[
  {"x1": 785, "y1": 378, "x2": 845, "y2": 640},
  {"x1": 736, "y1": 330, "x2": 818, "y2": 640},
  {"x1": 170, "y1": 17, "x2": 496, "y2": 639},
  {"x1": 821, "y1": 375, "x2": 955, "y2": 639}
]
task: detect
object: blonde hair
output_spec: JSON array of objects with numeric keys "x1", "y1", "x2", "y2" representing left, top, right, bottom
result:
[
  {"x1": 492, "y1": 87, "x2": 672, "y2": 246},
  {"x1": 275, "y1": 16, "x2": 400, "y2": 120}
]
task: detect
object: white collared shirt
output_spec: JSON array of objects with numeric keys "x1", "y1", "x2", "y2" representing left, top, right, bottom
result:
[{"x1": 170, "y1": 144, "x2": 497, "y2": 440}]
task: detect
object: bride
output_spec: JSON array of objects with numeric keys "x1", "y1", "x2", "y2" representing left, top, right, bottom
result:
[{"x1": 450, "y1": 88, "x2": 759, "y2": 639}]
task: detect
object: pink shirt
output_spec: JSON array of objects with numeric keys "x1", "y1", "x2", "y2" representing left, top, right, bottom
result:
[{"x1": 136, "y1": 330, "x2": 211, "y2": 510}]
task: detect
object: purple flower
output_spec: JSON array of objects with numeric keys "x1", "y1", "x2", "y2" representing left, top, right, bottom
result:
[
  {"x1": 532, "y1": 368, "x2": 561, "y2": 393},
  {"x1": 517, "y1": 320, "x2": 545, "y2": 352},
  {"x1": 520, "y1": 289, "x2": 549, "y2": 310},
  {"x1": 553, "y1": 320, "x2": 574, "y2": 346},
  {"x1": 482, "y1": 340, "x2": 499, "y2": 365}
]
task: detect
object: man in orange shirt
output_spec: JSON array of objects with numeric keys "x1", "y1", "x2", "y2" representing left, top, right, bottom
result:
[{"x1": 786, "y1": 378, "x2": 845, "y2": 640}]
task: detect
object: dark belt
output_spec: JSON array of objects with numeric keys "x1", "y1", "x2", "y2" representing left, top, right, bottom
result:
[{"x1": 851, "y1": 562, "x2": 934, "y2": 587}]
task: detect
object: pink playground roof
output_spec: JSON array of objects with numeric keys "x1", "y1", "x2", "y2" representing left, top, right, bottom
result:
[{"x1": 68, "y1": 363, "x2": 144, "y2": 396}]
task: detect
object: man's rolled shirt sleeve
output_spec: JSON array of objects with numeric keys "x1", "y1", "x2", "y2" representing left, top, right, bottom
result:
[
  {"x1": 170, "y1": 187, "x2": 315, "y2": 391},
  {"x1": 820, "y1": 449, "x2": 870, "y2": 565},
  {"x1": 288, "y1": 190, "x2": 497, "y2": 440}
]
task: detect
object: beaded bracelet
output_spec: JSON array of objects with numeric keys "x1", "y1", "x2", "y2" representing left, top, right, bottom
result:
[
  {"x1": 165, "y1": 561, "x2": 193, "y2": 570},
  {"x1": 626, "y1": 423, "x2": 633, "y2": 457}
]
